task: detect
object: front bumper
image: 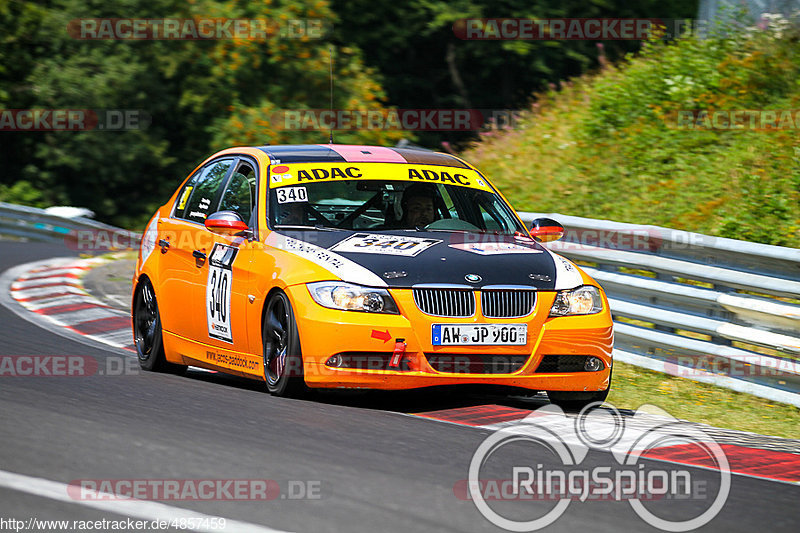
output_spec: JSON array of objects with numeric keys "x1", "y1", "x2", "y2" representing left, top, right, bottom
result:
[{"x1": 286, "y1": 285, "x2": 613, "y2": 392}]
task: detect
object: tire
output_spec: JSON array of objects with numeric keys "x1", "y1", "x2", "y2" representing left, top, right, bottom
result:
[
  {"x1": 263, "y1": 291, "x2": 305, "y2": 397},
  {"x1": 547, "y1": 389, "x2": 609, "y2": 411},
  {"x1": 547, "y1": 367, "x2": 612, "y2": 411},
  {"x1": 132, "y1": 278, "x2": 187, "y2": 374}
]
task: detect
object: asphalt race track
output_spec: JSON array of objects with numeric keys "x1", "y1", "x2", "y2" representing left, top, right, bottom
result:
[{"x1": 0, "y1": 241, "x2": 798, "y2": 533}]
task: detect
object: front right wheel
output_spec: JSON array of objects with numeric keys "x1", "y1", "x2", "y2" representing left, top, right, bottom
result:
[{"x1": 263, "y1": 291, "x2": 305, "y2": 398}]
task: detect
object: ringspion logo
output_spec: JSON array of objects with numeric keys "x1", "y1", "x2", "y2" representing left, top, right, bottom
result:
[{"x1": 465, "y1": 403, "x2": 730, "y2": 531}]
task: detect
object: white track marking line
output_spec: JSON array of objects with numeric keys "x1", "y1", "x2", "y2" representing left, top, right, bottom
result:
[{"x1": 0, "y1": 469, "x2": 292, "y2": 533}]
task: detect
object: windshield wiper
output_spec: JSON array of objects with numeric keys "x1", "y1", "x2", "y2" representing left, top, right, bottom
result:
[
  {"x1": 415, "y1": 228, "x2": 470, "y2": 233},
  {"x1": 476, "y1": 230, "x2": 511, "y2": 235},
  {"x1": 273, "y1": 224, "x2": 341, "y2": 232}
]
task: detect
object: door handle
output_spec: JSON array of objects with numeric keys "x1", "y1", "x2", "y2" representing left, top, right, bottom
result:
[
  {"x1": 158, "y1": 239, "x2": 170, "y2": 252},
  {"x1": 192, "y1": 250, "x2": 207, "y2": 261}
]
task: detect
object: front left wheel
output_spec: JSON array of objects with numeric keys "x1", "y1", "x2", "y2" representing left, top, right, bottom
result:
[
  {"x1": 547, "y1": 367, "x2": 612, "y2": 411},
  {"x1": 263, "y1": 291, "x2": 306, "y2": 397},
  {"x1": 132, "y1": 278, "x2": 186, "y2": 374},
  {"x1": 546, "y1": 388, "x2": 609, "y2": 411}
]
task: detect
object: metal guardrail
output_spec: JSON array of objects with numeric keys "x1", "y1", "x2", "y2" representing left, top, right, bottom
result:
[
  {"x1": 0, "y1": 202, "x2": 141, "y2": 250},
  {"x1": 519, "y1": 212, "x2": 800, "y2": 407}
]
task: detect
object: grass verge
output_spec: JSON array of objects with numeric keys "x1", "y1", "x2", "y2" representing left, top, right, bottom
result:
[{"x1": 608, "y1": 361, "x2": 800, "y2": 439}]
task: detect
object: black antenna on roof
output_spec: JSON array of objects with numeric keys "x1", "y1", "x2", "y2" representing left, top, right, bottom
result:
[{"x1": 329, "y1": 46, "x2": 334, "y2": 145}]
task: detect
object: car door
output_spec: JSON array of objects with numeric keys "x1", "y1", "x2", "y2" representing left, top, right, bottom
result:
[
  {"x1": 190, "y1": 158, "x2": 264, "y2": 376},
  {"x1": 156, "y1": 158, "x2": 234, "y2": 342}
]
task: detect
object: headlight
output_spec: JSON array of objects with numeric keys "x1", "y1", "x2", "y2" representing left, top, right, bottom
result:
[
  {"x1": 307, "y1": 282, "x2": 400, "y2": 314},
  {"x1": 549, "y1": 285, "x2": 603, "y2": 316}
]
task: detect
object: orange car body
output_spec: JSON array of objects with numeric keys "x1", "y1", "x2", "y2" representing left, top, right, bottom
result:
[{"x1": 132, "y1": 145, "x2": 612, "y2": 393}]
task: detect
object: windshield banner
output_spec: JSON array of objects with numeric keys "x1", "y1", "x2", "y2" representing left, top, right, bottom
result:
[{"x1": 268, "y1": 162, "x2": 493, "y2": 191}]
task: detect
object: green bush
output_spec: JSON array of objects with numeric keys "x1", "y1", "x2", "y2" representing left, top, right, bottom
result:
[
  {"x1": 464, "y1": 17, "x2": 800, "y2": 247},
  {"x1": 0, "y1": 181, "x2": 49, "y2": 208}
]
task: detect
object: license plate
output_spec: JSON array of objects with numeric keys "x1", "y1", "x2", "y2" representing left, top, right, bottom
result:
[{"x1": 431, "y1": 324, "x2": 527, "y2": 346}]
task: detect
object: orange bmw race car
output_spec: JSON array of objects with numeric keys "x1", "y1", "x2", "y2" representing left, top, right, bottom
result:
[{"x1": 131, "y1": 144, "x2": 613, "y2": 407}]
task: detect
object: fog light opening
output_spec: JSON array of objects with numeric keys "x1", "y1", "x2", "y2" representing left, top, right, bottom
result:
[
  {"x1": 584, "y1": 356, "x2": 604, "y2": 372},
  {"x1": 326, "y1": 354, "x2": 343, "y2": 368}
]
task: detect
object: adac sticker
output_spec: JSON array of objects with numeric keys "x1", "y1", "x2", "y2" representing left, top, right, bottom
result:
[
  {"x1": 269, "y1": 162, "x2": 491, "y2": 191},
  {"x1": 206, "y1": 243, "x2": 239, "y2": 343}
]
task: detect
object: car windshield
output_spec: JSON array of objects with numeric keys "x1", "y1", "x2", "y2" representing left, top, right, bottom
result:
[{"x1": 268, "y1": 179, "x2": 524, "y2": 234}]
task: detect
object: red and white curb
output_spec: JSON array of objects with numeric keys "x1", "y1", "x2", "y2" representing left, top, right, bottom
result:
[
  {"x1": 1, "y1": 256, "x2": 135, "y2": 353},
  {"x1": 410, "y1": 403, "x2": 800, "y2": 485}
]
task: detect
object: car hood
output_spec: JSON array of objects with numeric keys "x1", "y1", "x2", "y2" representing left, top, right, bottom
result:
[{"x1": 268, "y1": 229, "x2": 584, "y2": 291}]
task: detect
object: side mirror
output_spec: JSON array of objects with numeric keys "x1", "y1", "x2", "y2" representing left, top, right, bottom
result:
[
  {"x1": 529, "y1": 217, "x2": 564, "y2": 243},
  {"x1": 205, "y1": 211, "x2": 249, "y2": 236}
]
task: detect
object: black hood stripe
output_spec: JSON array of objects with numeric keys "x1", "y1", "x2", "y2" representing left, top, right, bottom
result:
[{"x1": 277, "y1": 229, "x2": 561, "y2": 289}]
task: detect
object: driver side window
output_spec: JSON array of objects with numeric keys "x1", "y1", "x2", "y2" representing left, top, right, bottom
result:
[
  {"x1": 219, "y1": 161, "x2": 256, "y2": 226},
  {"x1": 180, "y1": 159, "x2": 234, "y2": 223}
]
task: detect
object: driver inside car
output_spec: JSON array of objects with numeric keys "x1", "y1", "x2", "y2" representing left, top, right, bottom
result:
[
  {"x1": 400, "y1": 184, "x2": 439, "y2": 228},
  {"x1": 276, "y1": 202, "x2": 306, "y2": 226}
]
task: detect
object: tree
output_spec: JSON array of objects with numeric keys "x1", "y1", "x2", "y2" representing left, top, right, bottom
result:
[
  {"x1": 1, "y1": 0, "x2": 401, "y2": 227},
  {"x1": 331, "y1": 0, "x2": 698, "y2": 147}
]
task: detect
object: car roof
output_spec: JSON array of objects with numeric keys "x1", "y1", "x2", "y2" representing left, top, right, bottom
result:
[{"x1": 256, "y1": 144, "x2": 471, "y2": 169}]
